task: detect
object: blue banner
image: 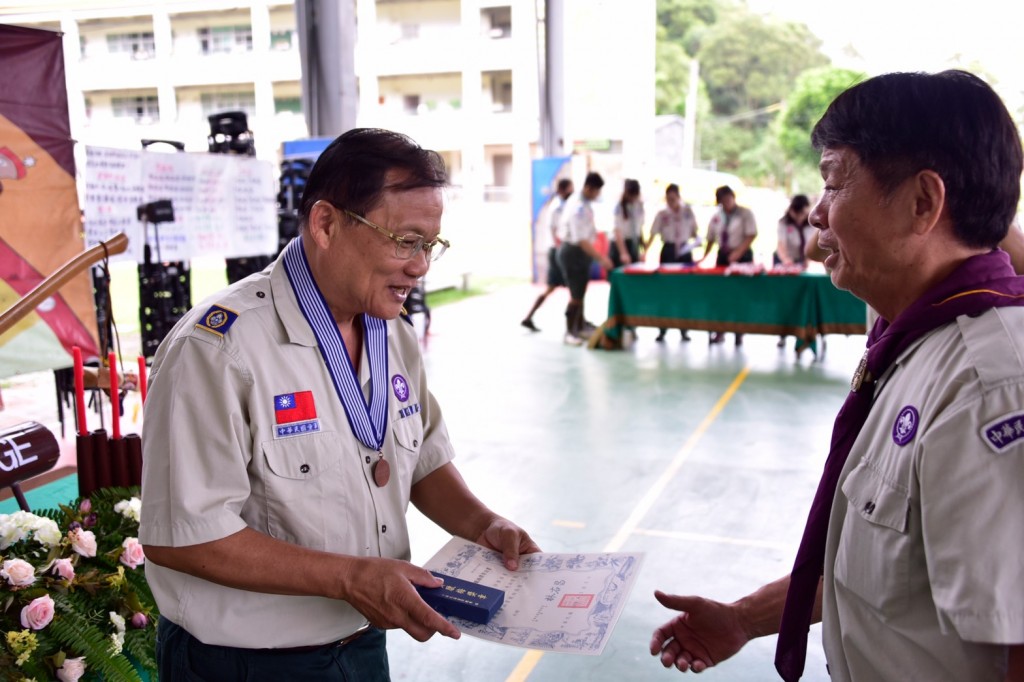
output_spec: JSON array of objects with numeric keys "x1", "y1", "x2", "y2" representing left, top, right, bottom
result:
[{"x1": 530, "y1": 156, "x2": 571, "y2": 282}]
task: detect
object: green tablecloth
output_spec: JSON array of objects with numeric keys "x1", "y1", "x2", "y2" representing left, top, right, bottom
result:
[{"x1": 592, "y1": 269, "x2": 867, "y2": 349}]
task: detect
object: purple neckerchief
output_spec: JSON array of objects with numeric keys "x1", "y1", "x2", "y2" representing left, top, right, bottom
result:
[{"x1": 775, "y1": 249, "x2": 1024, "y2": 682}]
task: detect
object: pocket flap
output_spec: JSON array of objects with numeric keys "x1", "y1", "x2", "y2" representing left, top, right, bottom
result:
[
  {"x1": 391, "y1": 414, "x2": 424, "y2": 453},
  {"x1": 840, "y1": 462, "x2": 909, "y2": 533},
  {"x1": 262, "y1": 432, "x2": 336, "y2": 480}
]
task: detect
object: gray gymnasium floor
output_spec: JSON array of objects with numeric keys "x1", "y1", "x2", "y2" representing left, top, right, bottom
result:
[
  {"x1": 386, "y1": 280, "x2": 860, "y2": 681},
  {"x1": 0, "y1": 279, "x2": 863, "y2": 681}
]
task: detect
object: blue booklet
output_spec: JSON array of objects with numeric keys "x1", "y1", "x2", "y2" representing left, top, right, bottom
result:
[{"x1": 416, "y1": 571, "x2": 505, "y2": 624}]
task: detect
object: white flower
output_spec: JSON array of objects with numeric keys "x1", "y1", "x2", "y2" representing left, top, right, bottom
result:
[
  {"x1": 0, "y1": 519, "x2": 27, "y2": 548},
  {"x1": 108, "y1": 610, "x2": 127, "y2": 653},
  {"x1": 108, "y1": 630, "x2": 125, "y2": 655},
  {"x1": 113, "y1": 497, "x2": 142, "y2": 523},
  {"x1": 32, "y1": 517, "x2": 61, "y2": 548},
  {"x1": 0, "y1": 511, "x2": 62, "y2": 549}
]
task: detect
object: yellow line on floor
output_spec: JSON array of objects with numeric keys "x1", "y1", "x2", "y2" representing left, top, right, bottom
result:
[{"x1": 504, "y1": 366, "x2": 751, "y2": 682}]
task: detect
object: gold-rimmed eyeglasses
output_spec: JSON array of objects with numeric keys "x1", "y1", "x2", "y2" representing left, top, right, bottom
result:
[{"x1": 338, "y1": 207, "x2": 450, "y2": 262}]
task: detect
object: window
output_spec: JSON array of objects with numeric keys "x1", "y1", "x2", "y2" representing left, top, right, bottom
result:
[
  {"x1": 111, "y1": 95, "x2": 159, "y2": 123},
  {"x1": 270, "y1": 30, "x2": 293, "y2": 50},
  {"x1": 274, "y1": 97, "x2": 302, "y2": 114},
  {"x1": 485, "y1": 71, "x2": 513, "y2": 112},
  {"x1": 201, "y1": 91, "x2": 256, "y2": 117},
  {"x1": 106, "y1": 32, "x2": 155, "y2": 59},
  {"x1": 198, "y1": 25, "x2": 253, "y2": 55},
  {"x1": 481, "y1": 7, "x2": 511, "y2": 39},
  {"x1": 403, "y1": 95, "x2": 421, "y2": 115}
]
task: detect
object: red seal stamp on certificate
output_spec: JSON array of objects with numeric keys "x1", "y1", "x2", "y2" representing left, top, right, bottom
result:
[{"x1": 559, "y1": 594, "x2": 594, "y2": 609}]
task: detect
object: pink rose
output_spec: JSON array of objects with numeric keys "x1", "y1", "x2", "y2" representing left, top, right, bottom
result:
[
  {"x1": 20, "y1": 594, "x2": 55, "y2": 630},
  {"x1": 51, "y1": 558, "x2": 75, "y2": 582},
  {"x1": 119, "y1": 537, "x2": 145, "y2": 569},
  {"x1": 78, "y1": 498, "x2": 92, "y2": 513},
  {"x1": 56, "y1": 656, "x2": 87, "y2": 682},
  {"x1": 1, "y1": 558, "x2": 35, "y2": 587},
  {"x1": 68, "y1": 528, "x2": 97, "y2": 557},
  {"x1": 131, "y1": 612, "x2": 148, "y2": 629}
]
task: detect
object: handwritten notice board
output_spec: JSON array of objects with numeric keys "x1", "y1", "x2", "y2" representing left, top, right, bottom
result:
[{"x1": 84, "y1": 146, "x2": 278, "y2": 263}]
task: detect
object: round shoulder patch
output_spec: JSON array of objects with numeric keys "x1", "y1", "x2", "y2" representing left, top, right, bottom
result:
[{"x1": 892, "y1": 405, "x2": 919, "y2": 446}]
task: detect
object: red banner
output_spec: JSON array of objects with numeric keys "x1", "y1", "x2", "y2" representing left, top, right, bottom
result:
[{"x1": 0, "y1": 24, "x2": 99, "y2": 377}]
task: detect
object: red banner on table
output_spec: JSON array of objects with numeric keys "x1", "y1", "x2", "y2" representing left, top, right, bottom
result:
[{"x1": 0, "y1": 24, "x2": 99, "y2": 377}]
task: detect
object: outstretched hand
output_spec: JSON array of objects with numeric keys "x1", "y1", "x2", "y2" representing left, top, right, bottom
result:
[
  {"x1": 649, "y1": 590, "x2": 750, "y2": 673},
  {"x1": 341, "y1": 557, "x2": 461, "y2": 642}
]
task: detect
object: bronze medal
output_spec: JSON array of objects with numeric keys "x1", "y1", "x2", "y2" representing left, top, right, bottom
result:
[{"x1": 372, "y1": 454, "x2": 390, "y2": 487}]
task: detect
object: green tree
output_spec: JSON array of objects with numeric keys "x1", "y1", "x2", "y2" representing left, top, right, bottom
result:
[
  {"x1": 697, "y1": 14, "x2": 828, "y2": 118},
  {"x1": 777, "y1": 67, "x2": 865, "y2": 170},
  {"x1": 657, "y1": 0, "x2": 721, "y2": 52},
  {"x1": 655, "y1": 0, "x2": 833, "y2": 183},
  {"x1": 655, "y1": 0, "x2": 722, "y2": 116}
]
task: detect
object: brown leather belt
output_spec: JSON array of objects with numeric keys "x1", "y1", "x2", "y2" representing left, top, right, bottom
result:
[{"x1": 262, "y1": 624, "x2": 371, "y2": 655}]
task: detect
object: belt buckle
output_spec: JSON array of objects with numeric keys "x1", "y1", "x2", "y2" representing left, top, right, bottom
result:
[{"x1": 334, "y1": 623, "x2": 371, "y2": 648}]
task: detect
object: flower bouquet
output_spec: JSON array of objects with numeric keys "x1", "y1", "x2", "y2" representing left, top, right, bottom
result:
[{"x1": 0, "y1": 488, "x2": 158, "y2": 681}]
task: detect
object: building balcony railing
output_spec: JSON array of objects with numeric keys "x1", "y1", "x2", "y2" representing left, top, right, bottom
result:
[
  {"x1": 364, "y1": 35, "x2": 516, "y2": 76},
  {"x1": 361, "y1": 109, "x2": 526, "y2": 148},
  {"x1": 77, "y1": 48, "x2": 301, "y2": 90}
]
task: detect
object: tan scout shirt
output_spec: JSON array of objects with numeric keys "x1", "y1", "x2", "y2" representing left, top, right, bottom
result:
[
  {"x1": 140, "y1": 256, "x2": 454, "y2": 648},
  {"x1": 707, "y1": 205, "x2": 757, "y2": 249},
  {"x1": 557, "y1": 196, "x2": 598, "y2": 245},
  {"x1": 822, "y1": 307, "x2": 1024, "y2": 682}
]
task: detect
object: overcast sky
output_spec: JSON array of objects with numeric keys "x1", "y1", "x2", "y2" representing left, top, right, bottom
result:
[{"x1": 748, "y1": 0, "x2": 1024, "y2": 113}]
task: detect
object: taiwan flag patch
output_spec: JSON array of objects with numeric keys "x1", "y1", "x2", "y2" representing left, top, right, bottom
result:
[{"x1": 275, "y1": 391, "x2": 317, "y2": 425}]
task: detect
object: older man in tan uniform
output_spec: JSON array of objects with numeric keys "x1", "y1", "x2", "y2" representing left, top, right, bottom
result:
[
  {"x1": 650, "y1": 71, "x2": 1024, "y2": 682},
  {"x1": 140, "y1": 128, "x2": 539, "y2": 681}
]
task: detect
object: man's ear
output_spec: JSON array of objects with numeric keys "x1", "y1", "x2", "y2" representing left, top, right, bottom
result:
[
  {"x1": 911, "y1": 170, "x2": 946, "y2": 236},
  {"x1": 307, "y1": 200, "x2": 337, "y2": 249}
]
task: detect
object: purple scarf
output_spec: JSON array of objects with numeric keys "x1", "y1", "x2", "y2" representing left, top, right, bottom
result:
[{"x1": 775, "y1": 249, "x2": 1024, "y2": 682}]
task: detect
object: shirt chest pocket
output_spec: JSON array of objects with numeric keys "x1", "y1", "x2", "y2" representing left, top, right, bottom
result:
[
  {"x1": 261, "y1": 432, "x2": 341, "y2": 549},
  {"x1": 835, "y1": 462, "x2": 912, "y2": 618}
]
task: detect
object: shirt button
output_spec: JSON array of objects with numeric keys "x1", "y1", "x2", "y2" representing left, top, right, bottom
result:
[
  {"x1": 300, "y1": 464, "x2": 310, "y2": 474},
  {"x1": 381, "y1": 524, "x2": 387, "y2": 533},
  {"x1": 413, "y1": 439, "x2": 419, "y2": 447},
  {"x1": 256, "y1": 291, "x2": 266, "y2": 298},
  {"x1": 863, "y1": 501, "x2": 875, "y2": 514},
  {"x1": 365, "y1": 455, "x2": 371, "y2": 464}
]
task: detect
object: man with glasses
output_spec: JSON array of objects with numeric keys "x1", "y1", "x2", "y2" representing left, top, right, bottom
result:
[{"x1": 140, "y1": 128, "x2": 539, "y2": 681}]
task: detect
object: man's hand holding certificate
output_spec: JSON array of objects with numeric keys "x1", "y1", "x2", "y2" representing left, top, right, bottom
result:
[{"x1": 421, "y1": 538, "x2": 644, "y2": 655}]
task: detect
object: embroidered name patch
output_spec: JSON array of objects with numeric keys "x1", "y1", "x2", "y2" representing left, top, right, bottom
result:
[
  {"x1": 274, "y1": 391, "x2": 320, "y2": 438},
  {"x1": 195, "y1": 304, "x2": 239, "y2": 336},
  {"x1": 892, "y1": 405, "x2": 919, "y2": 446},
  {"x1": 398, "y1": 403, "x2": 421, "y2": 419},
  {"x1": 981, "y1": 412, "x2": 1024, "y2": 453}
]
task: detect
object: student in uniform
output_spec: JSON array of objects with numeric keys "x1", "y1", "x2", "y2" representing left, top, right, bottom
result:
[
  {"x1": 521, "y1": 177, "x2": 573, "y2": 332},
  {"x1": 649, "y1": 183, "x2": 699, "y2": 342},
  {"x1": 556, "y1": 171, "x2": 614, "y2": 345}
]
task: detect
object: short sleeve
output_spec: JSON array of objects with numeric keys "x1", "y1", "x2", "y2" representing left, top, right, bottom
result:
[
  {"x1": 918, "y1": 383, "x2": 1024, "y2": 644},
  {"x1": 743, "y1": 209, "x2": 758, "y2": 236},
  {"x1": 140, "y1": 336, "x2": 251, "y2": 547}
]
